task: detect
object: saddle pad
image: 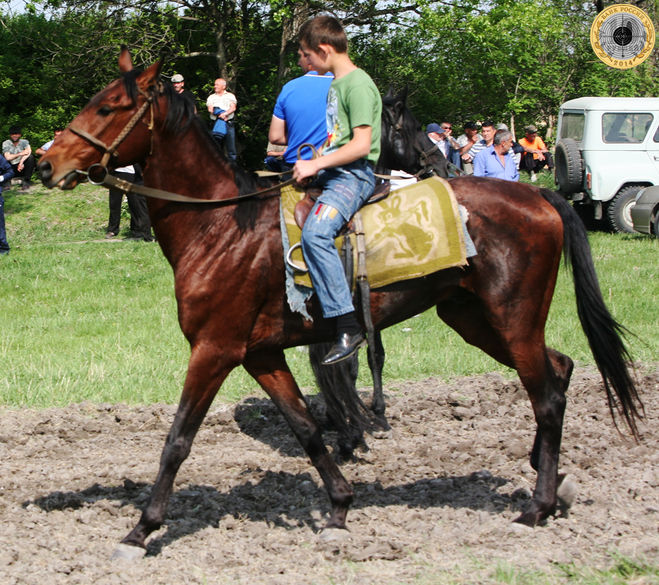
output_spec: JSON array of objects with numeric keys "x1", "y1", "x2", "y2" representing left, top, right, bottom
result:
[{"x1": 281, "y1": 176, "x2": 468, "y2": 290}]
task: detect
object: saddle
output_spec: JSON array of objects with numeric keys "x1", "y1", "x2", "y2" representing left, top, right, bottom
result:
[
  {"x1": 282, "y1": 176, "x2": 469, "y2": 291},
  {"x1": 293, "y1": 182, "x2": 391, "y2": 230}
]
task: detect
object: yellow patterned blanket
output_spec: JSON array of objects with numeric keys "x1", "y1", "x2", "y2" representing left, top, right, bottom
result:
[{"x1": 281, "y1": 176, "x2": 468, "y2": 290}]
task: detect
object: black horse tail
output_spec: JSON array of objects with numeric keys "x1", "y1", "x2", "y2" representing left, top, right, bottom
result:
[
  {"x1": 309, "y1": 343, "x2": 371, "y2": 459},
  {"x1": 540, "y1": 188, "x2": 644, "y2": 437}
]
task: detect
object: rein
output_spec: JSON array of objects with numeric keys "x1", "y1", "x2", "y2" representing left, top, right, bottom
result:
[{"x1": 80, "y1": 164, "x2": 291, "y2": 205}]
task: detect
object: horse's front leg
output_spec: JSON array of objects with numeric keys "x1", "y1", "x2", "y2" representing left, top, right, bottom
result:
[
  {"x1": 244, "y1": 350, "x2": 354, "y2": 528},
  {"x1": 114, "y1": 346, "x2": 235, "y2": 558}
]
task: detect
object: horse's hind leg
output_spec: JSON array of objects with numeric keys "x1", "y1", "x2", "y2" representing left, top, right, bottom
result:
[
  {"x1": 529, "y1": 349, "x2": 574, "y2": 473},
  {"x1": 437, "y1": 297, "x2": 570, "y2": 526},
  {"x1": 245, "y1": 350, "x2": 354, "y2": 528}
]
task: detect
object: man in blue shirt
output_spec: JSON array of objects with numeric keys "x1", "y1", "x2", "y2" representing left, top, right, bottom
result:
[
  {"x1": 266, "y1": 51, "x2": 333, "y2": 172},
  {"x1": 0, "y1": 153, "x2": 15, "y2": 255},
  {"x1": 473, "y1": 129, "x2": 519, "y2": 181}
]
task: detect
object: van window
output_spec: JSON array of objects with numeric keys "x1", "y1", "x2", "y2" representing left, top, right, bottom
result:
[
  {"x1": 602, "y1": 112, "x2": 653, "y2": 143},
  {"x1": 560, "y1": 113, "x2": 584, "y2": 140}
]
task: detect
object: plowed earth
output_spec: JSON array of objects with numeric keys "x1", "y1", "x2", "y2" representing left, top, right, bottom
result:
[{"x1": 1, "y1": 365, "x2": 657, "y2": 584}]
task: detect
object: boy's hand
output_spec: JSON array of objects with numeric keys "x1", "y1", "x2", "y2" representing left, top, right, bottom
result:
[{"x1": 293, "y1": 158, "x2": 320, "y2": 183}]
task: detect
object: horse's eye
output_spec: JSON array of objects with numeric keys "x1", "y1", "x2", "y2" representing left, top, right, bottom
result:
[{"x1": 98, "y1": 105, "x2": 113, "y2": 117}]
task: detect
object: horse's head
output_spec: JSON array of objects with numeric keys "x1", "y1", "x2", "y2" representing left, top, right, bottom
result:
[
  {"x1": 379, "y1": 87, "x2": 449, "y2": 179},
  {"x1": 39, "y1": 47, "x2": 165, "y2": 189}
]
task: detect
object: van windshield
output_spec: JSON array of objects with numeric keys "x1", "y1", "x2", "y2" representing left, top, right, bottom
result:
[
  {"x1": 560, "y1": 113, "x2": 584, "y2": 140},
  {"x1": 602, "y1": 112, "x2": 653, "y2": 143}
]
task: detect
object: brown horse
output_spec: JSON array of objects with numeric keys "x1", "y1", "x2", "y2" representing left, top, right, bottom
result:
[{"x1": 38, "y1": 50, "x2": 642, "y2": 558}]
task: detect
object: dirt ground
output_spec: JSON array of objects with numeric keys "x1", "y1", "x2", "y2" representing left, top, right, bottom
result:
[{"x1": 0, "y1": 364, "x2": 657, "y2": 585}]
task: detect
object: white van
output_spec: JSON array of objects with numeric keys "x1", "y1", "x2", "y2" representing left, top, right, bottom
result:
[{"x1": 554, "y1": 97, "x2": 659, "y2": 232}]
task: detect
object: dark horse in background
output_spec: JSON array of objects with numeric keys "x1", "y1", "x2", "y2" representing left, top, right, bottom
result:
[
  {"x1": 38, "y1": 50, "x2": 642, "y2": 558},
  {"x1": 309, "y1": 86, "x2": 451, "y2": 455}
]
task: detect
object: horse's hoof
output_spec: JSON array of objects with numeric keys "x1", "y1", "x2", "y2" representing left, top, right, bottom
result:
[
  {"x1": 111, "y1": 543, "x2": 147, "y2": 561},
  {"x1": 371, "y1": 428, "x2": 393, "y2": 440},
  {"x1": 513, "y1": 511, "x2": 540, "y2": 527}
]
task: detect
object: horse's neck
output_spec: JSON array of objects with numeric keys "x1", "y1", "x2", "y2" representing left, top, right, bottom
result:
[
  {"x1": 144, "y1": 121, "x2": 238, "y2": 198},
  {"x1": 141, "y1": 121, "x2": 279, "y2": 273}
]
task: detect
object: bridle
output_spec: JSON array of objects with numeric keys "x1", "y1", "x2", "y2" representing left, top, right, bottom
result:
[{"x1": 68, "y1": 86, "x2": 156, "y2": 168}]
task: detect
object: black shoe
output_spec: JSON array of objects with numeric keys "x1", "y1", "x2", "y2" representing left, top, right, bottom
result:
[{"x1": 321, "y1": 331, "x2": 366, "y2": 366}]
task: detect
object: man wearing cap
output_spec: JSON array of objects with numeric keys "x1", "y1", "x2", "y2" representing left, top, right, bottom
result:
[
  {"x1": 426, "y1": 122, "x2": 461, "y2": 169},
  {"x1": 171, "y1": 74, "x2": 197, "y2": 113},
  {"x1": 518, "y1": 125, "x2": 553, "y2": 182},
  {"x1": 2, "y1": 126, "x2": 35, "y2": 191}
]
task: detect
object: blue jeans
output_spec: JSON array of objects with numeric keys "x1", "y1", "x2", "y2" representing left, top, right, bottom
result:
[
  {"x1": 224, "y1": 121, "x2": 237, "y2": 161},
  {"x1": 212, "y1": 121, "x2": 237, "y2": 161},
  {"x1": 301, "y1": 160, "x2": 375, "y2": 318},
  {"x1": 0, "y1": 193, "x2": 9, "y2": 252}
]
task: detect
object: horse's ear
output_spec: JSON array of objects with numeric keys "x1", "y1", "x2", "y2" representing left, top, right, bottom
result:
[
  {"x1": 385, "y1": 85, "x2": 394, "y2": 99},
  {"x1": 140, "y1": 59, "x2": 164, "y2": 87},
  {"x1": 118, "y1": 45, "x2": 133, "y2": 73},
  {"x1": 397, "y1": 86, "x2": 408, "y2": 104}
]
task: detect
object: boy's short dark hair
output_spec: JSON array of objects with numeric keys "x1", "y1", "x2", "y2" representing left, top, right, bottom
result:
[
  {"x1": 481, "y1": 120, "x2": 495, "y2": 129},
  {"x1": 299, "y1": 15, "x2": 348, "y2": 53}
]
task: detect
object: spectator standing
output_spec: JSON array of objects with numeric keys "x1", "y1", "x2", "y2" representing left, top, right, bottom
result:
[
  {"x1": 35, "y1": 128, "x2": 64, "y2": 157},
  {"x1": 105, "y1": 165, "x2": 154, "y2": 241},
  {"x1": 206, "y1": 78, "x2": 237, "y2": 161},
  {"x1": 473, "y1": 129, "x2": 519, "y2": 181},
  {"x1": 0, "y1": 153, "x2": 15, "y2": 255},
  {"x1": 2, "y1": 126, "x2": 35, "y2": 191},
  {"x1": 518, "y1": 125, "x2": 554, "y2": 182},
  {"x1": 456, "y1": 122, "x2": 481, "y2": 174},
  {"x1": 292, "y1": 15, "x2": 381, "y2": 365},
  {"x1": 466, "y1": 120, "x2": 496, "y2": 166},
  {"x1": 171, "y1": 74, "x2": 197, "y2": 113},
  {"x1": 267, "y1": 55, "x2": 333, "y2": 172}
]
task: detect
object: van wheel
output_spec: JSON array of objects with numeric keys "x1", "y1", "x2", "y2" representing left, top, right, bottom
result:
[
  {"x1": 555, "y1": 138, "x2": 582, "y2": 194},
  {"x1": 606, "y1": 185, "x2": 641, "y2": 233}
]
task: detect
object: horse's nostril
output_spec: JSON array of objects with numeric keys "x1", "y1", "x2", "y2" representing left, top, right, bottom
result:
[{"x1": 38, "y1": 161, "x2": 52, "y2": 181}]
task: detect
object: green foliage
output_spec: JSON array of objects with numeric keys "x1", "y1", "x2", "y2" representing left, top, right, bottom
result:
[{"x1": 1, "y1": 1, "x2": 656, "y2": 167}]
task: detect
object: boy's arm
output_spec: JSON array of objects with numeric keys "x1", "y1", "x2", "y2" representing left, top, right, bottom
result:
[{"x1": 293, "y1": 125, "x2": 371, "y2": 182}]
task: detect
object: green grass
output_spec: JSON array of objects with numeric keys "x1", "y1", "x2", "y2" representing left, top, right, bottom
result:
[{"x1": 0, "y1": 180, "x2": 657, "y2": 407}]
